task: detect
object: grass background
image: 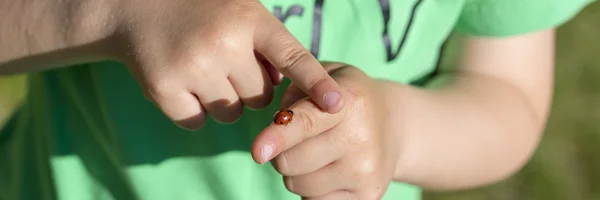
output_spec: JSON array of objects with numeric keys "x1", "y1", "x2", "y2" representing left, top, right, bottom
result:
[{"x1": 0, "y1": 2, "x2": 599, "y2": 199}]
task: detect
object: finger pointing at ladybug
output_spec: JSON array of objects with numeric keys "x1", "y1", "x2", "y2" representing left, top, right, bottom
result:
[{"x1": 254, "y1": 20, "x2": 345, "y2": 114}]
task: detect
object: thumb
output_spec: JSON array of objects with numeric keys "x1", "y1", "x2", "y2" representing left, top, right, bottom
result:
[{"x1": 253, "y1": 16, "x2": 344, "y2": 113}]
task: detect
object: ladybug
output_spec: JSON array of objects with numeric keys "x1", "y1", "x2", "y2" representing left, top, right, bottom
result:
[{"x1": 273, "y1": 109, "x2": 294, "y2": 126}]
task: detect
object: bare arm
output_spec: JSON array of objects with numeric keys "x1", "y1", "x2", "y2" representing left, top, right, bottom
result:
[
  {"x1": 0, "y1": 0, "x2": 119, "y2": 74},
  {"x1": 388, "y1": 29, "x2": 554, "y2": 190},
  {"x1": 1, "y1": 0, "x2": 346, "y2": 130}
]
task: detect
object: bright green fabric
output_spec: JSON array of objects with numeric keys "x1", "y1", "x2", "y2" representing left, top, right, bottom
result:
[
  {"x1": 0, "y1": 0, "x2": 593, "y2": 200},
  {"x1": 456, "y1": 0, "x2": 595, "y2": 36}
]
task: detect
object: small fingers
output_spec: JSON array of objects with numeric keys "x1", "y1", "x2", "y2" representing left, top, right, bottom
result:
[
  {"x1": 192, "y1": 75, "x2": 243, "y2": 124},
  {"x1": 146, "y1": 88, "x2": 207, "y2": 131}
]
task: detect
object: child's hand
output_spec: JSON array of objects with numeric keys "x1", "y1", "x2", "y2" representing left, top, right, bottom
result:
[
  {"x1": 114, "y1": 0, "x2": 343, "y2": 129},
  {"x1": 252, "y1": 63, "x2": 399, "y2": 199}
]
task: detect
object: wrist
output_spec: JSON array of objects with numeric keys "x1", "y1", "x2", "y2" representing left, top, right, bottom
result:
[
  {"x1": 376, "y1": 80, "x2": 421, "y2": 183},
  {"x1": 378, "y1": 79, "x2": 449, "y2": 185}
]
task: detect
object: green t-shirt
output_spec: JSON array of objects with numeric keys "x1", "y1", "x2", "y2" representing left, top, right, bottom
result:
[{"x1": 0, "y1": 0, "x2": 594, "y2": 199}]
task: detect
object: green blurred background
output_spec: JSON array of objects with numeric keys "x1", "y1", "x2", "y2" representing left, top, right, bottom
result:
[{"x1": 1, "y1": 2, "x2": 599, "y2": 199}]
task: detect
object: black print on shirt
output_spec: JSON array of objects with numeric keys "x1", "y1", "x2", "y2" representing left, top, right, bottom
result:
[
  {"x1": 272, "y1": 1, "x2": 323, "y2": 58},
  {"x1": 273, "y1": 0, "x2": 423, "y2": 62},
  {"x1": 272, "y1": 0, "x2": 443, "y2": 85},
  {"x1": 379, "y1": 0, "x2": 424, "y2": 62},
  {"x1": 273, "y1": 5, "x2": 304, "y2": 22}
]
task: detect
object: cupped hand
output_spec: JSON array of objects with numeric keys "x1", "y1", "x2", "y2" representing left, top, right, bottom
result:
[
  {"x1": 113, "y1": 0, "x2": 344, "y2": 130},
  {"x1": 252, "y1": 62, "x2": 401, "y2": 200}
]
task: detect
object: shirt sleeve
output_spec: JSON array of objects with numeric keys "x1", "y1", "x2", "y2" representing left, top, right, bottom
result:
[{"x1": 455, "y1": 0, "x2": 596, "y2": 36}]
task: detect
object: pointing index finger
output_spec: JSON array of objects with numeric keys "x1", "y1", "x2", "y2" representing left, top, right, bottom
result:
[{"x1": 253, "y1": 17, "x2": 344, "y2": 113}]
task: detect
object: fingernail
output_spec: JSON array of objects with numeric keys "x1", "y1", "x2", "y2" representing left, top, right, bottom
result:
[
  {"x1": 261, "y1": 144, "x2": 273, "y2": 163},
  {"x1": 323, "y1": 92, "x2": 341, "y2": 110}
]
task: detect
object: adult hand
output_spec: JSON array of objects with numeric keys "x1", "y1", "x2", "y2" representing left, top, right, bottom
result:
[
  {"x1": 252, "y1": 62, "x2": 400, "y2": 199},
  {"x1": 115, "y1": 0, "x2": 344, "y2": 129}
]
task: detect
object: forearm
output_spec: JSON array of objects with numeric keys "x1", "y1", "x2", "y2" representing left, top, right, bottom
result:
[
  {"x1": 385, "y1": 72, "x2": 549, "y2": 190},
  {"x1": 0, "y1": 0, "x2": 120, "y2": 74}
]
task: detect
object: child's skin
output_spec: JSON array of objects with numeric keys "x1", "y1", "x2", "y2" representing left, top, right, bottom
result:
[
  {"x1": 1, "y1": 0, "x2": 345, "y2": 127},
  {"x1": 1, "y1": 0, "x2": 553, "y2": 199}
]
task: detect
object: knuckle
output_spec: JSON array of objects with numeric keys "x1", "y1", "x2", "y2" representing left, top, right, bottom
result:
[
  {"x1": 200, "y1": 24, "x2": 246, "y2": 54},
  {"x1": 354, "y1": 159, "x2": 377, "y2": 179},
  {"x1": 299, "y1": 111, "x2": 320, "y2": 135},
  {"x1": 209, "y1": 31, "x2": 246, "y2": 53},
  {"x1": 176, "y1": 55, "x2": 217, "y2": 81},
  {"x1": 347, "y1": 133, "x2": 370, "y2": 149},
  {"x1": 145, "y1": 78, "x2": 175, "y2": 101},
  {"x1": 167, "y1": 48, "x2": 214, "y2": 77},
  {"x1": 191, "y1": 63, "x2": 216, "y2": 79},
  {"x1": 278, "y1": 42, "x2": 311, "y2": 70}
]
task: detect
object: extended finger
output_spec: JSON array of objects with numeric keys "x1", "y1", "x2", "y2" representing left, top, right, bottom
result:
[
  {"x1": 272, "y1": 130, "x2": 346, "y2": 176},
  {"x1": 192, "y1": 74, "x2": 243, "y2": 124},
  {"x1": 251, "y1": 94, "x2": 347, "y2": 164},
  {"x1": 253, "y1": 16, "x2": 344, "y2": 114}
]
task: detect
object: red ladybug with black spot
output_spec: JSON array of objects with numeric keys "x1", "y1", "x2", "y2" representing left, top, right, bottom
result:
[{"x1": 273, "y1": 109, "x2": 294, "y2": 126}]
